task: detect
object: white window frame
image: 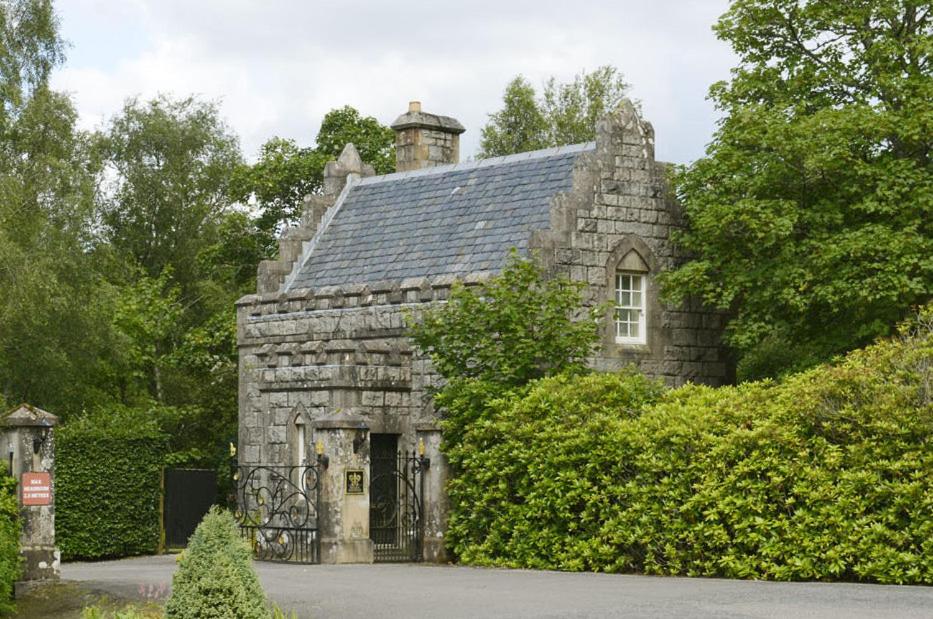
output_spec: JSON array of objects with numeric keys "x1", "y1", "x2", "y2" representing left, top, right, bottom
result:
[{"x1": 614, "y1": 271, "x2": 647, "y2": 345}]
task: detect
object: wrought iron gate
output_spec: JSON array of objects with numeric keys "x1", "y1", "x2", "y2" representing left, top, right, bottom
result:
[
  {"x1": 369, "y1": 450, "x2": 425, "y2": 562},
  {"x1": 234, "y1": 464, "x2": 320, "y2": 563}
]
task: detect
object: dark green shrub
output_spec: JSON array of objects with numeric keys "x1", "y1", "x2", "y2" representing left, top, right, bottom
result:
[
  {"x1": 165, "y1": 507, "x2": 266, "y2": 619},
  {"x1": 57, "y1": 411, "x2": 166, "y2": 560},
  {"x1": 0, "y1": 473, "x2": 20, "y2": 615},
  {"x1": 448, "y1": 309, "x2": 933, "y2": 584},
  {"x1": 735, "y1": 334, "x2": 824, "y2": 382}
]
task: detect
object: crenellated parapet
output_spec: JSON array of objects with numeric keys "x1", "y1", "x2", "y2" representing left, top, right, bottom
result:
[{"x1": 238, "y1": 271, "x2": 494, "y2": 320}]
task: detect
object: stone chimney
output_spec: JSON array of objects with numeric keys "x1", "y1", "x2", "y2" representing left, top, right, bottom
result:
[{"x1": 390, "y1": 101, "x2": 465, "y2": 172}]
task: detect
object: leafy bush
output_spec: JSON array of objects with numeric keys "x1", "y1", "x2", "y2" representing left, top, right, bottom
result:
[
  {"x1": 0, "y1": 473, "x2": 20, "y2": 615},
  {"x1": 408, "y1": 251, "x2": 602, "y2": 453},
  {"x1": 408, "y1": 251, "x2": 601, "y2": 389},
  {"x1": 446, "y1": 370, "x2": 665, "y2": 568},
  {"x1": 57, "y1": 410, "x2": 166, "y2": 560},
  {"x1": 448, "y1": 309, "x2": 933, "y2": 584},
  {"x1": 165, "y1": 507, "x2": 266, "y2": 619}
]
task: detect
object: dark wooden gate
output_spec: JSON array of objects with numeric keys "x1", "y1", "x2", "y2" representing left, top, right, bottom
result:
[
  {"x1": 163, "y1": 468, "x2": 217, "y2": 548},
  {"x1": 369, "y1": 435, "x2": 424, "y2": 563}
]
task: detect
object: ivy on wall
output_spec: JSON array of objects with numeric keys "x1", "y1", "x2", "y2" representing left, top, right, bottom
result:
[{"x1": 56, "y1": 418, "x2": 166, "y2": 560}]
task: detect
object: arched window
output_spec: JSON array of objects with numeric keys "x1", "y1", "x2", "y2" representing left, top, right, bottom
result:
[
  {"x1": 290, "y1": 409, "x2": 308, "y2": 467},
  {"x1": 614, "y1": 249, "x2": 649, "y2": 345},
  {"x1": 296, "y1": 418, "x2": 306, "y2": 466},
  {"x1": 606, "y1": 236, "x2": 656, "y2": 350}
]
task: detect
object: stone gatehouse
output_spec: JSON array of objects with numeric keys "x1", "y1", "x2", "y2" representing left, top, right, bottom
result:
[{"x1": 236, "y1": 99, "x2": 729, "y2": 564}]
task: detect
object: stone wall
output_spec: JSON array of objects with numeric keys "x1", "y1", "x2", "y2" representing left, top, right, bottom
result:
[
  {"x1": 237, "y1": 274, "x2": 495, "y2": 465},
  {"x1": 532, "y1": 101, "x2": 730, "y2": 386},
  {"x1": 2, "y1": 405, "x2": 59, "y2": 582}
]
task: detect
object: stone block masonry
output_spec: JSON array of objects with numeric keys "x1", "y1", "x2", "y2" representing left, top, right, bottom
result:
[
  {"x1": 237, "y1": 275, "x2": 489, "y2": 468},
  {"x1": 531, "y1": 100, "x2": 729, "y2": 386}
]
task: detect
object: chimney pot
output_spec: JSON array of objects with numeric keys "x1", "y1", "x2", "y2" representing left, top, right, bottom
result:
[{"x1": 408, "y1": 100, "x2": 422, "y2": 113}]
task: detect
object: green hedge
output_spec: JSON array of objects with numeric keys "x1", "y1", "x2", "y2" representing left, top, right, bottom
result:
[
  {"x1": 447, "y1": 311, "x2": 933, "y2": 584},
  {"x1": 57, "y1": 415, "x2": 166, "y2": 560},
  {"x1": 0, "y1": 474, "x2": 20, "y2": 615}
]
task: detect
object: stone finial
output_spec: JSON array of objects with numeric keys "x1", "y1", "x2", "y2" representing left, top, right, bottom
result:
[
  {"x1": 337, "y1": 143, "x2": 364, "y2": 172},
  {"x1": 596, "y1": 98, "x2": 655, "y2": 162},
  {"x1": 323, "y1": 143, "x2": 375, "y2": 196},
  {"x1": 390, "y1": 101, "x2": 465, "y2": 172}
]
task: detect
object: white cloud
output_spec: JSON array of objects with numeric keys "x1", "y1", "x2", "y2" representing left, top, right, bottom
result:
[{"x1": 52, "y1": 0, "x2": 736, "y2": 163}]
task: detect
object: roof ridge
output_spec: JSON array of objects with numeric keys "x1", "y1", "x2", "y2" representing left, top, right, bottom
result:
[{"x1": 358, "y1": 141, "x2": 596, "y2": 186}]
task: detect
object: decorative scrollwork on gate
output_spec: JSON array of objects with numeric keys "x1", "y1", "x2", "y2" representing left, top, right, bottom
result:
[
  {"x1": 370, "y1": 452, "x2": 426, "y2": 563},
  {"x1": 233, "y1": 464, "x2": 320, "y2": 563}
]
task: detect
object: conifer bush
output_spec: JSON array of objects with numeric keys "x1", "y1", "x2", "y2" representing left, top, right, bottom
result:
[
  {"x1": 165, "y1": 507, "x2": 266, "y2": 619},
  {"x1": 447, "y1": 308, "x2": 933, "y2": 584}
]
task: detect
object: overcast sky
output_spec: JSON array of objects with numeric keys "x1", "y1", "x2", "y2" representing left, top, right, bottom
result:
[{"x1": 51, "y1": 0, "x2": 737, "y2": 165}]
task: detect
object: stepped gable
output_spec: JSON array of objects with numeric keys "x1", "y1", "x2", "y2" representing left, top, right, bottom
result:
[{"x1": 286, "y1": 143, "x2": 595, "y2": 290}]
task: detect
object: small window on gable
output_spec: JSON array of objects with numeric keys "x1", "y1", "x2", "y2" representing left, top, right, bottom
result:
[{"x1": 614, "y1": 250, "x2": 649, "y2": 345}]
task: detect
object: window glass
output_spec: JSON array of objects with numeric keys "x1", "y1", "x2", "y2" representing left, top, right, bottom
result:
[{"x1": 615, "y1": 272, "x2": 646, "y2": 343}]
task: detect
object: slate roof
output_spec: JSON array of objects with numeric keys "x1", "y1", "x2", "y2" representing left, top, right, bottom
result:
[{"x1": 286, "y1": 143, "x2": 594, "y2": 290}]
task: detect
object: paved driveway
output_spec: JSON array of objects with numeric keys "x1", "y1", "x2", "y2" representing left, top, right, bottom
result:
[{"x1": 63, "y1": 555, "x2": 933, "y2": 619}]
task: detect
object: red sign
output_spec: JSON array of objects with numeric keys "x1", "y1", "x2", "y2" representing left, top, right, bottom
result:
[{"x1": 21, "y1": 472, "x2": 51, "y2": 506}]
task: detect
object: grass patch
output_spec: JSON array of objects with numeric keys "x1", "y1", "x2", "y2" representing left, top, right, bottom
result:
[{"x1": 12, "y1": 582, "x2": 163, "y2": 619}]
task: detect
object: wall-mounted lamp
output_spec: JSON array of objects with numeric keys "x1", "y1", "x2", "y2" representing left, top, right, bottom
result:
[
  {"x1": 417, "y1": 438, "x2": 430, "y2": 470},
  {"x1": 315, "y1": 439, "x2": 329, "y2": 469},
  {"x1": 352, "y1": 429, "x2": 368, "y2": 454},
  {"x1": 32, "y1": 427, "x2": 51, "y2": 455}
]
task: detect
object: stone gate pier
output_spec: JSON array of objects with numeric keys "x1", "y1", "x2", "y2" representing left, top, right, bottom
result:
[
  {"x1": 314, "y1": 414, "x2": 374, "y2": 564},
  {"x1": 2, "y1": 404, "x2": 59, "y2": 582}
]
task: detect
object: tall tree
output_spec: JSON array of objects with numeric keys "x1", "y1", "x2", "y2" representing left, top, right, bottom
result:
[
  {"x1": 94, "y1": 94, "x2": 248, "y2": 465},
  {"x1": 540, "y1": 65, "x2": 630, "y2": 147},
  {"x1": 99, "y1": 95, "x2": 242, "y2": 295},
  {"x1": 479, "y1": 66, "x2": 630, "y2": 157},
  {"x1": 228, "y1": 137, "x2": 324, "y2": 240},
  {"x1": 662, "y1": 0, "x2": 932, "y2": 380},
  {"x1": 0, "y1": 0, "x2": 110, "y2": 413},
  {"x1": 478, "y1": 76, "x2": 547, "y2": 158},
  {"x1": 313, "y1": 105, "x2": 395, "y2": 174}
]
